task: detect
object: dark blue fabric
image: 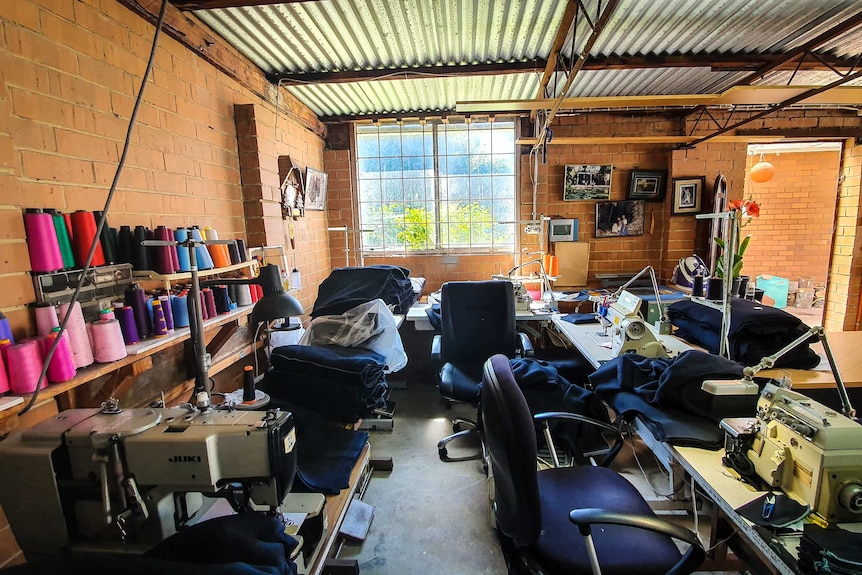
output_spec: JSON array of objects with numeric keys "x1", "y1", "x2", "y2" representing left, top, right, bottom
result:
[
  {"x1": 285, "y1": 405, "x2": 369, "y2": 495},
  {"x1": 265, "y1": 345, "x2": 388, "y2": 422},
  {"x1": 311, "y1": 265, "x2": 417, "y2": 317},
  {"x1": 589, "y1": 350, "x2": 750, "y2": 449},
  {"x1": 425, "y1": 302, "x2": 442, "y2": 331},
  {"x1": 667, "y1": 298, "x2": 820, "y2": 369},
  {"x1": 561, "y1": 313, "x2": 599, "y2": 325}
]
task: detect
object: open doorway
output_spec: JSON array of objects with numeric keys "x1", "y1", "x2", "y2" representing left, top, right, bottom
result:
[{"x1": 741, "y1": 142, "x2": 843, "y2": 326}]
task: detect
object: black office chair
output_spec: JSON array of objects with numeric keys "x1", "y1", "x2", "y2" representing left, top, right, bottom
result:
[
  {"x1": 481, "y1": 353, "x2": 705, "y2": 575},
  {"x1": 431, "y1": 280, "x2": 532, "y2": 463}
]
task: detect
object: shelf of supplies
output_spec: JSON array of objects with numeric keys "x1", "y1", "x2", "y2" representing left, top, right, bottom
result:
[
  {"x1": 0, "y1": 305, "x2": 257, "y2": 425},
  {"x1": 132, "y1": 260, "x2": 258, "y2": 290}
]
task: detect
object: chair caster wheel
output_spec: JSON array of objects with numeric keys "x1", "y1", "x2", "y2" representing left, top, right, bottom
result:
[
  {"x1": 453, "y1": 422, "x2": 465, "y2": 433},
  {"x1": 438, "y1": 446, "x2": 448, "y2": 461}
]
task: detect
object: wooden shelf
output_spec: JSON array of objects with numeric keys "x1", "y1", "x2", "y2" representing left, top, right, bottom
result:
[
  {"x1": 132, "y1": 260, "x2": 258, "y2": 290},
  {"x1": 0, "y1": 304, "x2": 257, "y2": 424}
]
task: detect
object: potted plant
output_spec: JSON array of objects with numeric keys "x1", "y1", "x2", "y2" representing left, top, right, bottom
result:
[{"x1": 714, "y1": 198, "x2": 760, "y2": 296}]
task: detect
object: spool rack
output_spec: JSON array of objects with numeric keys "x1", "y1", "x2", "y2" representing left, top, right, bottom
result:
[{"x1": 132, "y1": 260, "x2": 259, "y2": 291}]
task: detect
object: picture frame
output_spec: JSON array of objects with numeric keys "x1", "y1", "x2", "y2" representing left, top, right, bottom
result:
[
  {"x1": 279, "y1": 156, "x2": 305, "y2": 218},
  {"x1": 304, "y1": 167, "x2": 328, "y2": 211},
  {"x1": 628, "y1": 170, "x2": 668, "y2": 202},
  {"x1": 548, "y1": 218, "x2": 578, "y2": 242},
  {"x1": 671, "y1": 177, "x2": 705, "y2": 215},
  {"x1": 595, "y1": 200, "x2": 645, "y2": 238},
  {"x1": 563, "y1": 164, "x2": 612, "y2": 200}
]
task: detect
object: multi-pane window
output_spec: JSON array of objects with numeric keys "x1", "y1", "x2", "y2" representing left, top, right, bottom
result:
[{"x1": 356, "y1": 121, "x2": 516, "y2": 253}]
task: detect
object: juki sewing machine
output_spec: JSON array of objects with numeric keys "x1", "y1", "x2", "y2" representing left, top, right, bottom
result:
[
  {"x1": 492, "y1": 274, "x2": 533, "y2": 311},
  {"x1": 746, "y1": 383, "x2": 862, "y2": 522},
  {"x1": 603, "y1": 290, "x2": 669, "y2": 359},
  {"x1": 0, "y1": 402, "x2": 297, "y2": 557}
]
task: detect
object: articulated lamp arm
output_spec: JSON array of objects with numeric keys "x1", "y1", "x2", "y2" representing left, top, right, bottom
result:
[
  {"x1": 742, "y1": 325, "x2": 855, "y2": 419},
  {"x1": 611, "y1": 265, "x2": 668, "y2": 324}
]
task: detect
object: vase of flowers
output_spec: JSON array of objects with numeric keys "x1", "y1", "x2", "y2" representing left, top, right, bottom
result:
[{"x1": 714, "y1": 198, "x2": 760, "y2": 296}]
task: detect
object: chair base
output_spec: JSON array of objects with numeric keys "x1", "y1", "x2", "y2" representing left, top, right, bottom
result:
[{"x1": 437, "y1": 424, "x2": 487, "y2": 466}]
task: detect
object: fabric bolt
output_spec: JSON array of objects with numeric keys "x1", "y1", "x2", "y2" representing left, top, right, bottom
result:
[{"x1": 311, "y1": 265, "x2": 419, "y2": 317}]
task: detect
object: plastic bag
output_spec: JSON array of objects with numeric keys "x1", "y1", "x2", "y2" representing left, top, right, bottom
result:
[{"x1": 299, "y1": 298, "x2": 408, "y2": 372}]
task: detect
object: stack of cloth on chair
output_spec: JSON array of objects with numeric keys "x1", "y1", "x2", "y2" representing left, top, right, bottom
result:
[
  {"x1": 262, "y1": 344, "x2": 388, "y2": 424},
  {"x1": 311, "y1": 264, "x2": 423, "y2": 317}
]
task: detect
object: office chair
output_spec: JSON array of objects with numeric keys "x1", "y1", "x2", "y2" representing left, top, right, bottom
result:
[
  {"x1": 481, "y1": 354, "x2": 705, "y2": 575},
  {"x1": 431, "y1": 280, "x2": 532, "y2": 463}
]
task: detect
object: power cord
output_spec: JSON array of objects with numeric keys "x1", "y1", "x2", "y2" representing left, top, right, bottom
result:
[{"x1": 18, "y1": 0, "x2": 169, "y2": 415}]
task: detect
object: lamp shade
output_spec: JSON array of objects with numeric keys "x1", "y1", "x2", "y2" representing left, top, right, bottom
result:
[
  {"x1": 251, "y1": 292, "x2": 304, "y2": 327},
  {"x1": 750, "y1": 160, "x2": 775, "y2": 183}
]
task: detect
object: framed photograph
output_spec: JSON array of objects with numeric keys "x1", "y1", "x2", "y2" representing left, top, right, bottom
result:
[
  {"x1": 628, "y1": 170, "x2": 668, "y2": 202},
  {"x1": 595, "y1": 200, "x2": 645, "y2": 238},
  {"x1": 563, "y1": 164, "x2": 612, "y2": 200},
  {"x1": 548, "y1": 218, "x2": 578, "y2": 242},
  {"x1": 304, "y1": 167, "x2": 328, "y2": 211},
  {"x1": 671, "y1": 177, "x2": 705, "y2": 215}
]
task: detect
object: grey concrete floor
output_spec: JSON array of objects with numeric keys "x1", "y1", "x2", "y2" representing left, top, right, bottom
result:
[{"x1": 337, "y1": 379, "x2": 743, "y2": 574}]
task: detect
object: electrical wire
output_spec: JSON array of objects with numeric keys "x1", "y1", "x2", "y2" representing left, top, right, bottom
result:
[{"x1": 18, "y1": 0, "x2": 169, "y2": 415}]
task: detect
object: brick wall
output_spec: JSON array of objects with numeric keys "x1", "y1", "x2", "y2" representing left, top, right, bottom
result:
[
  {"x1": 0, "y1": 0, "x2": 326, "y2": 338},
  {"x1": 827, "y1": 140, "x2": 862, "y2": 331},
  {"x1": 742, "y1": 150, "x2": 840, "y2": 287}
]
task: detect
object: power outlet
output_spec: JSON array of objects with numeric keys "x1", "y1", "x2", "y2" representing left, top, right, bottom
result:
[{"x1": 524, "y1": 224, "x2": 542, "y2": 234}]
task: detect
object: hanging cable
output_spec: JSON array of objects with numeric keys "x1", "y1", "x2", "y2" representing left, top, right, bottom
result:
[{"x1": 19, "y1": 0, "x2": 169, "y2": 415}]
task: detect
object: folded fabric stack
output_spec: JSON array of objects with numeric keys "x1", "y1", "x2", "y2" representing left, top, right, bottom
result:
[
  {"x1": 667, "y1": 298, "x2": 821, "y2": 369},
  {"x1": 311, "y1": 265, "x2": 422, "y2": 317},
  {"x1": 798, "y1": 523, "x2": 862, "y2": 574},
  {"x1": 263, "y1": 344, "x2": 389, "y2": 423}
]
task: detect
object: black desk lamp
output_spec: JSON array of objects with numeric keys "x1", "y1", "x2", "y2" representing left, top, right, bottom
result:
[{"x1": 206, "y1": 263, "x2": 304, "y2": 332}]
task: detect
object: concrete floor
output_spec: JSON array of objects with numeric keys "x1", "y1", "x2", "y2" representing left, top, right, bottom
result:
[{"x1": 338, "y1": 378, "x2": 743, "y2": 575}]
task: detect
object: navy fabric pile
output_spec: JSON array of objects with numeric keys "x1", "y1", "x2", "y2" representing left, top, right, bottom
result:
[
  {"x1": 589, "y1": 350, "x2": 749, "y2": 449},
  {"x1": 799, "y1": 524, "x2": 862, "y2": 574},
  {"x1": 667, "y1": 298, "x2": 820, "y2": 369},
  {"x1": 311, "y1": 265, "x2": 420, "y2": 317},
  {"x1": 263, "y1": 344, "x2": 389, "y2": 423}
]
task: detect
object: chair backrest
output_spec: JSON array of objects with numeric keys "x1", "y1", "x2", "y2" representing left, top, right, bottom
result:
[
  {"x1": 440, "y1": 281, "x2": 517, "y2": 366},
  {"x1": 481, "y1": 354, "x2": 542, "y2": 547}
]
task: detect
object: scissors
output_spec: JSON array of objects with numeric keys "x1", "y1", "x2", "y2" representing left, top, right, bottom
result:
[{"x1": 762, "y1": 493, "x2": 776, "y2": 520}]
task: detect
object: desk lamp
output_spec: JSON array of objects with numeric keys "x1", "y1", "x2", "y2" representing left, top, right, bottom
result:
[
  {"x1": 610, "y1": 265, "x2": 671, "y2": 335},
  {"x1": 506, "y1": 258, "x2": 558, "y2": 312},
  {"x1": 741, "y1": 325, "x2": 855, "y2": 419}
]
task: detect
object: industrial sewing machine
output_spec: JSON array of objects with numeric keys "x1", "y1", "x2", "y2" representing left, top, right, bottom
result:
[
  {"x1": 492, "y1": 274, "x2": 534, "y2": 312},
  {"x1": 720, "y1": 326, "x2": 862, "y2": 523},
  {"x1": 0, "y1": 402, "x2": 297, "y2": 557},
  {"x1": 603, "y1": 290, "x2": 670, "y2": 359},
  {"x1": 746, "y1": 383, "x2": 862, "y2": 522}
]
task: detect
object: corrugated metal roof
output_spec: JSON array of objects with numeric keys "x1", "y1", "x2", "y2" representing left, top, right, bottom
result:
[
  {"x1": 196, "y1": 0, "x2": 568, "y2": 75},
  {"x1": 191, "y1": 0, "x2": 862, "y2": 118},
  {"x1": 288, "y1": 73, "x2": 540, "y2": 118}
]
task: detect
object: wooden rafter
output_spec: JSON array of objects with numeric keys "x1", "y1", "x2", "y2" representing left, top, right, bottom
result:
[
  {"x1": 172, "y1": 0, "x2": 315, "y2": 10},
  {"x1": 116, "y1": 0, "x2": 324, "y2": 137},
  {"x1": 276, "y1": 60, "x2": 547, "y2": 85},
  {"x1": 584, "y1": 53, "x2": 862, "y2": 73},
  {"x1": 535, "y1": 1, "x2": 578, "y2": 103}
]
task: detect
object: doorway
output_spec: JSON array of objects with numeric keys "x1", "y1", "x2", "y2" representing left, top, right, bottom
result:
[{"x1": 741, "y1": 142, "x2": 843, "y2": 326}]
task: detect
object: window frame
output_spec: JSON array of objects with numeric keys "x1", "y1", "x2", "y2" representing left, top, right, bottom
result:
[{"x1": 354, "y1": 119, "x2": 518, "y2": 256}]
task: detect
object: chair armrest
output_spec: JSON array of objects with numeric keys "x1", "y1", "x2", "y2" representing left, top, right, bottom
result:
[
  {"x1": 518, "y1": 332, "x2": 534, "y2": 357},
  {"x1": 431, "y1": 334, "x2": 442, "y2": 362},
  {"x1": 569, "y1": 508, "x2": 705, "y2": 575},
  {"x1": 533, "y1": 412, "x2": 623, "y2": 466}
]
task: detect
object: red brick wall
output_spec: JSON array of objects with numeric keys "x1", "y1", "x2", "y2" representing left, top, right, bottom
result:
[
  {"x1": 0, "y1": 0, "x2": 326, "y2": 337},
  {"x1": 742, "y1": 150, "x2": 840, "y2": 287}
]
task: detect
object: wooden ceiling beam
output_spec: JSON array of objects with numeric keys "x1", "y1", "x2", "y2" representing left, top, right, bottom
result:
[
  {"x1": 117, "y1": 0, "x2": 325, "y2": 136},
  {"x1": 535, "y1": 0, "x2": 578, "y2": 102},
  {"x1": 276, "y1": 59, "x2": 547, "y2": 85},
  {"x1": 582, "y1": 53, "x2": 862, "y2": 72},
  {"x1": 171, "y1": 0, "x2": 316, "y2": 10}
]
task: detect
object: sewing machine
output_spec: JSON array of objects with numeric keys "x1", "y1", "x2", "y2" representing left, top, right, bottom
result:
[
  {"x1": 0, "y1": 404, "x2": 297, "y2": 557},
  {"x1": 492, "y1": 274, "x2": 534, "y2": 311},
  {"x1": 604, "y1": 290, "x2": 669, "y2": 359},
  {"x1": 747, "y1": 383, "x2": 862, "y2": 522}
]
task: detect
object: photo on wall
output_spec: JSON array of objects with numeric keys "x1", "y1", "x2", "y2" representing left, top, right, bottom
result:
[
  {"x1": 563, "y1": 164, "x2": 613, "y2": 200},
  {"x1": 595, "y1": 200, "x2": 645, "y2": 238}
]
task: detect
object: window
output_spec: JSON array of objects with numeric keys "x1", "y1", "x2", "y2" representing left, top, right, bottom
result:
[{"x1": 356, "y1": 121, "x2": 516, "y2": 253}]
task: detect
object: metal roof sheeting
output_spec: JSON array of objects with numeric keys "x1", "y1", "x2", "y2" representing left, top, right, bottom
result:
[{"x1": 192, "y1": 0, "x2": 862, "y2": 118}]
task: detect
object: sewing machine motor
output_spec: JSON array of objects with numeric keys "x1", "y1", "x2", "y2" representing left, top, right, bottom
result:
[
  {"x1": 747, "y1": 383, "x2": 862, "y2": 522},
  {"x1": 0, "y1": 406, "x2": 297, "y2": 558}
]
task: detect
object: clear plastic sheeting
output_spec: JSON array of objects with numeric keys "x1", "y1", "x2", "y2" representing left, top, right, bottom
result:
[{"x1": 299, "y1": 299, "x2": 407, "y2": 372}]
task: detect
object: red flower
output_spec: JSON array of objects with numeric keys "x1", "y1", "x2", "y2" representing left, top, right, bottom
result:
[
  {"x1": 746, "y1": 201, "x2": 760, "y2": 217},
  {"x1": 728, "y1": 199, "x2": 744, "y2": 211}
]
